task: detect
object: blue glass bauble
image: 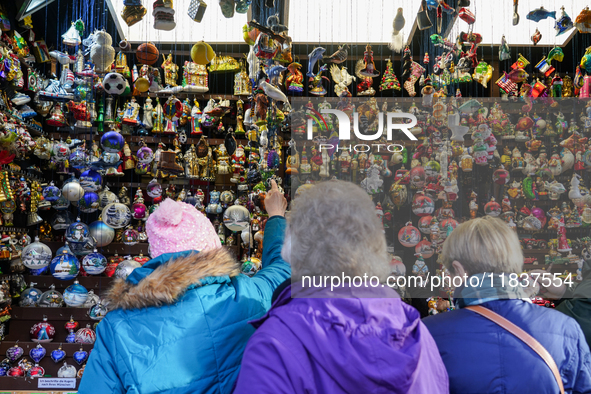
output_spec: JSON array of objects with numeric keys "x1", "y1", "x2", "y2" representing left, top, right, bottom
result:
[
  {"x1": 20, "y1": 286, "x2": 43, "y2": 307},
  {"x1": 65, "y1": 330, "x2": 76, "y2": 343},
  {"x1": 29, "y1": 344, "x2": 46, "y2": 363},
  {"x1": 100, "y1": 131, "x2": 125, "y2": 153},
  {"x1": 42, "y1": 182, "x2": 61, "y2": 202},
  {"x1": 73, "y1": 348, "x2": 88, "y2": 365},
  {"x1": 66, "y1": 219, "x2": 90, "y2": 244},
  {"x1": 89, "y1": 220, "x2": 115, "y2": 247},
  {"x1": 82, "y1": 251, "x2": 107, "y2": 275},
  {"x1": 49, "y1": 251, "x2": 80, "y2": 281},
  {"x1": 80, "y1": 169, "x2": 102, "y2": 192},
  {"x1": 63, "y1": 281, "x2": 89, "y2": 307},
  {"x1": 79, "y1": 192, "x2": 99, "y2": 213},
  {"x1": 69, "y1": 150, "x2": 88, "y2": 169},
  {"x1": 50, "y1": 347, "x2": 66, "y2": 363}
]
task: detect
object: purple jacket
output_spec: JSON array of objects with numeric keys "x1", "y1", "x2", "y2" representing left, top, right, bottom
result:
[{"x1": 233, "y1": 284, "x2": 449, "y2": 394}]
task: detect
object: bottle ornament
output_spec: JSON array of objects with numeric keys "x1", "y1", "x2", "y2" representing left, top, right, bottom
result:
[
  {"x1": 30, "y1": 316, "x2": 55, "y2": 343},
  {"x1": 398, "y1": 222, "x2": 421, "y2": 247},
  {"x1": 63, "y1": 280, "x2": 89, "y2": 307}
]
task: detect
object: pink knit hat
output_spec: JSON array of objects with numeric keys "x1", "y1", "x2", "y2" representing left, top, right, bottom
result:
[{"x1": 146, "y1": 198, "x2": 221, "y2": 258}]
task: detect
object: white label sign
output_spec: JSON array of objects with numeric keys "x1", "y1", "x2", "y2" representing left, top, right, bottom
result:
[{"x1": 38, "y1": 378, "x2": 77, "y2": 389}]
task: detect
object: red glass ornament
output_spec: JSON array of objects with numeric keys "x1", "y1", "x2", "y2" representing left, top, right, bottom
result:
[
  {"x1": 398, "y1": 222, "x2": 421, "y2": 247},
  {"x1": 30, "y1": 317, "x2": 55, "y2": 343}
]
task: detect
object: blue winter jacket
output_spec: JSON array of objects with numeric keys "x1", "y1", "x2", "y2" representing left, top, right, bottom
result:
[
  {"x1": 79, "y1": 216, "x2": 291, "y2": 394},
  {"x1": 423, "y1": 299, "x2": 591, "y2": 394}
]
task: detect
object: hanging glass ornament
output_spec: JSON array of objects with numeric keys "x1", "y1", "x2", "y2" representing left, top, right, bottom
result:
[
  {"x1": 66, "y1": 218, "x2": 90, "y2": 244},
  {"x1": 122, "y1": 227, "x2": 140, "y2": 245},
  {"x1": 52, "y1": 141, "x2": 71, "y2": 162},
  {"x1": 98, "y1": 186, "x2": 119, "y2": 209},
  {"x1": 22, "y1": 237, "x2": 52, "y2": 271},
  {"x1": 82, "y1": 250, "x2": 108, "y2": 275},
  {"x1": 42, "y1": 182, "x2": 61, "y2": 202},
  {"x1": 6, "y1": 343, "x2": 24, "y2": 362},
  {"x1": 49, "y1": 251, "x2": 80, "y2": 281},
  {"x1": 83, "y1": 289, "x2": 101, "y2": 308},
  {"x1": 58, "y1": 362, "x2": 77, "y2": 378},
  {"x1": 62, "y1": 179, "x2": 84, "y2": 202},
  {"x1": 69, "y1": 149, "x2": 88, "y2": 169},
  {"x1": 73, "y1": 348, "x2": 88, "y2": 365},
  {"x1": 75, "y1": 324, "x2": 96, "y2": 344},
  {"x1": 146, "y1": 178, "x2": 163, "y2": 198},
  {"x1": 89, "y1": 219, "x2": 115, "y2": 247},
  {"x1": 79, "y1": 192, "x2": 100, "y2": 213},
  {"x1": 114, "y1": 257, "x2": 141, "y2": 280},
  {"x1": 412, "y1": 193, "x2": 435, "y2": 217},
  {"x1": 103, "y1": 202, "x2": 132, "y2": 229},
  {"x1": 100, "y1": 130, "x2": 125, "y2": 153},
  {"x1": 418, "y1": 215, "x2": 433, "y2": 234},
  {"x1": 38, "y1": 284, "x2": 64, "y2": 307},
  {"x1": 131, "y1": 189, "x2": 148, "y2": 220},
  {"x1": 30, "y1": 316, "x2": 55, "y2": 343},
  {"x1": 415, "y1": 238, "x2": 435, "y2": 259},
  {"x1": 65, "y1": 329, "x2": 76, "y2": 343},
  {"x1": 80, "y1": 169, "x2": 102, "y2": 192},
  {"x1": 484, "y1": 198, "x2": 502, "y2": 217},
  {"x1": 63, "y1": 280, "x2": 89, "y2": 307},
  {"x1": 65, "y1": 316, "x2": 79, "y2": 332},
  {"x1": 89, "y1": 302, "x2": 108, "y2": 320},
  {"x1": 29, "y1": 344, "x2": 46, "y2": 364},
  {"x1": 398, "y1": 222, "x2": 421, "y2": 247},
  {"x1": 50, "y1": 345, "x2": 66, "y2": 363},
  {"x1": 28, "y1": 363, "x2": 45, "y2": 378},
  {"x1": 20, "y1": 282, "x2": 43, "y2": 306},
  {"x1": 223, "y1": 205, "x2": 250, "y2": 232},
  {"x1": 52, "y1": 195, "x2": 71, "y2": 210}
]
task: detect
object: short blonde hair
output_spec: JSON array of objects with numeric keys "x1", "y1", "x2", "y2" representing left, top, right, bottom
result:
[
  {"x1": 283, "y1": 180, "x2": 390, "y2": 282},
  {"x1": 439, "y1": 217, "x2": 523, "y2": 275}
]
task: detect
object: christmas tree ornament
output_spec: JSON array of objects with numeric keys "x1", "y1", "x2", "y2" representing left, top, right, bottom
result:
[
  {"x1": 188, "y1": 0, "x2": 207, "y2": 22},
  {"x1": 58, "y1": 362, "x2": 76, "y2": 377},
  {"x1": 39, "y1": 284, "x2": 64, "y2": 307},
  {"x1": 30, "y1": 316, "x2": 55, "y2": 343},
  {"x1": 22, "y1": 237, "x2": 52, "y2": 271},
  {"x1": 412, "y1": 193, "x2": 435, "y2": 217},
  {"x1": 50, "y1": 250, "x2": 80, "y2": 281},
  {"x1": 379, "y1": 59, "x2": 401, "y2": 91},
  {"x1": 90, "y1": 30, "x2": 116, "y2": 72},
  {"x1": 7, "y1": 366, "x2": 24, "y2": 377},
  {"x1": 101, "y1": 130, "x2": 125, "y2": 153},
  {"x1": 66, "y1": 218, "x2": 90, "y2": 244},
  {"x1": 63, "y1": 280, "x2": 88, "y2": 307},
  {"x1": 103, "y1": 72, "x2": 127, "y2": 95},
  {"x1": 137, "y1": 42, "x2": 159, "y2": 66},
  {"x1": 50, "y1": 345, "x2": 66, "y2": 363},
  {"x1": 411, "y1": 254, "x2": 429, "y2": 285},
  {"x1": 29, "y1": 344, "x2": 46, "y2": 364},
  {"x1": 389, "y1": 8, "x2": 406, "y2": 52},
  {"x1": 65, "y1": 316, "x2": 79, "y2": 332},
  {"x1": 121, "y1": 0, "x2": 147, "y2": 26},
  {"x1": 20, "y1": 283, "x2": 43, "y2": 306},
  {"x1": 28, "y1": 364, "x2": 45, "y2": 378},
  {"x1": 114, "y1": 257, "x2": 141, "y2": 280},
  {"x1": 6, "y1": 342, "x2": 24, "y2": 362},
  {"x1": 415, "y1": 238, "x2": 434, "y2": 259}
]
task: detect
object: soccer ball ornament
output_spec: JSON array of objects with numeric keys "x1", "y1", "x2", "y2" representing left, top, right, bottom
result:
[
  {"x1": 62, "y1": 179, "x2": 84, "y2": 202},
  {"x1": 22, "y1": 237, "x2": 52, "y2": 270},
  {"x1": 103, "y1": 72, "x2": 126, "y2": 95},
  {"x1": 50, "y1": 251, "x2": 80, "y2": 281},
  {"x1": 66, "y1": 219, "x2": 90, "y2": 243},
  {"x1": 63, "y1": 280, "x2": 89, "y2": 307},
  {"x1": 30, "y1": 317, "x2": 55, "y2": 343},
  {"x1": 89, "y1": 220, "x2": 115, "y2": 247},
  {"x1": 223, "y1": 205, "x2": 250, "y2": 232},
  {"x1": 103, "y1": 202, "x2": 132, "y2": 229},
  {"x1": 114, "y1": 257, "x2": 141, "y2": 280},
  {"x1": 101, "y1": 131, "x2": 125, "y2": 153},
  {"x1": 398, "y1": 222, "x2": 421, "y2": 247}
]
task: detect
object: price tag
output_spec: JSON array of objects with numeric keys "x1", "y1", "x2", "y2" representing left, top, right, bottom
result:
[{"x1": 38, "y1": 377, "x2": 77, "y2": 389}]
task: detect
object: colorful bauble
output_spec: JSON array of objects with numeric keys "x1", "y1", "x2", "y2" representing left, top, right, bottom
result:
[
  {"x1": 82, "y1": 250, "x2": 108, "y2": 275},
  {"x1": 409, "y1": 166, "x2": 426, "y2": 189},
  {"x1": 412, "y1": 194, "x2": 435, "y2": 217},
  {"x1": 22, "y1": 237, "x2": 52, "y2": 270},
  {"x1": 398, "y1": 222, "x2": 421, "y2": 247},
  {"x1": 30, "y1": 317, "x2": 55, "y2": 343},
  {"x1": 531, "y1": 206, "x2": 547, "y2": 228},
  {"x1": 122, "y1": 227, "x2": 140, "y2": 245},
  {"x1": 101, "y1": 131, "x2": 125, "y2": 153},
  {"x1": 493, "y1": 168, "x2": 510, "y2": 185},
  {"x1": 75, "y1": 325, "x2": 96, "y2": 344},
  {"x1": 114, "y1": 258, "x2": 141, "y2": 280},
  {"x1": 418, "y1": 215, "x2": 433, "y2": 234},
  {"x1": 58, "y1": 362, "x2": 77, "y2": 377},
  {"x1": 69, "y1": 150, "x2": 88, "y2": 169},
  {"x1": 52, "y1": 195, "x2": 71, "y2": 210},
  {"x1": 484, "y1": 198, "x2": 502, "y2": 217},
  {"x1": 50, "y1": 346, "x2": 66, "y2": 363},
  {"x1": 439, "y1": 218, "x2": 459, "y2": 239},
  {"x1": 7, "y1": 366, "x2": 24, "y2": 377},
  {"x1": 146, "y1": 179, "x2": 162, "y2": 198},
  {"x1": 20, "y1": 284, "x2": 43, "y2": 307},
  {"x1": 73, "y1": 348, "x2": 89, "y2": 365},
  {"x1": 136, "y1": 42, "x2": 159, "y2": 65},
  {"x1": 103, "y1": 203, "x2": 132, "y2": 229},
  {"x1": 103, "y1": 72, "x2": 126, "y2": 95},
  {"x1": 223, "y1": 205, "x2": 250, "y2": 232},
  {"x1": 29, "y1": 344, "x2": 46, "y2": 364},
  {"x1": 89, "y1": 302, "x2": 108, "y2": 320},
  {"x1": 6, "y1": 343, "x2": 24, "y2": 362},
  {"x1": 79, "y1": 192, "x2": 100, "y2": 213},
  {"x1": 28, "y1": 364, "x2": 45, "y2": 378},
  {"x1": 80, "y1": 169, "x2": 102, "y2": 192},
  {"x1": 89, "y1": 220, "x2": 115, "y2": 247},
  {"x1": 42, "y1": 182, "x2": 61, "y2": 202},
  {"x1": 415, "y1": 238, "x2": 435, "y2": 259},
  {"x1": 38, "y1": 285, "x2": 64, "y2": 307},
  {"x1": 63, "y1": 280, "x2": 89, "y2": 307},
  {"x1": 62, "y1": 179, "x2": 84, "y2": 202},
  {"x1": 191, "y1": 41, "x2": 215, "y2": 64},
  {"x1": 52, "y1": 141, "x2": 70, "y2": 162},
  {"x1": 98, "y1": 187, "x2": 119, "y2": 209},
  {"x1": 49, "y1": 251, "x2": 80, "y2": 281},
  {"x1": 66, "y1": 219, "x2": 90, "y2": 243}
]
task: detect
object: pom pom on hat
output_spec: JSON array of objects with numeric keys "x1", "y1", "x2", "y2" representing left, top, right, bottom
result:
[
  {"x1": 146, "y1": 198, "x2": 221, "y2": 258},
  {"x1": 151, "y1": 197, "x2": 183, "y2": 226}
]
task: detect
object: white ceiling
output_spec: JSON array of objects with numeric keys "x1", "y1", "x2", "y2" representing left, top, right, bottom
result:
[{"x1": 445, "y1": 0, "x2": 586, "y2": 46}]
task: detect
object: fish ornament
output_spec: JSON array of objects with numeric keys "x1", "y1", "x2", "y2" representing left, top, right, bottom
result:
[
  {"x1": 325, "y1": 44, "x2": 348, "y2": 64},
  {"x1": 531, "y1": 28, "x2": 542, "y2": 46},
  {"x1": 306, "y1": 47, "x2": 326, "y2": 79},
  {"x1": 547, "y1": 47, "x2": 564, "y2": 63},
  {"x1": 506, "y1": 68, "x2": 529, "y2": 83},
  {"x1": 575, "y1": 7, "x2": 591, "y2": 33},
  {"x1": 526, "y1": 7, "x2": 556, "y2": 23},
  {"x1": 555, "y1": 6, "x2": 574, "y2": 36}
]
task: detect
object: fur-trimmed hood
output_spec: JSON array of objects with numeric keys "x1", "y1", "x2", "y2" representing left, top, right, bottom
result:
[{"x1": 104, "y1": 247, "x2": 242, "y2": 310}]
